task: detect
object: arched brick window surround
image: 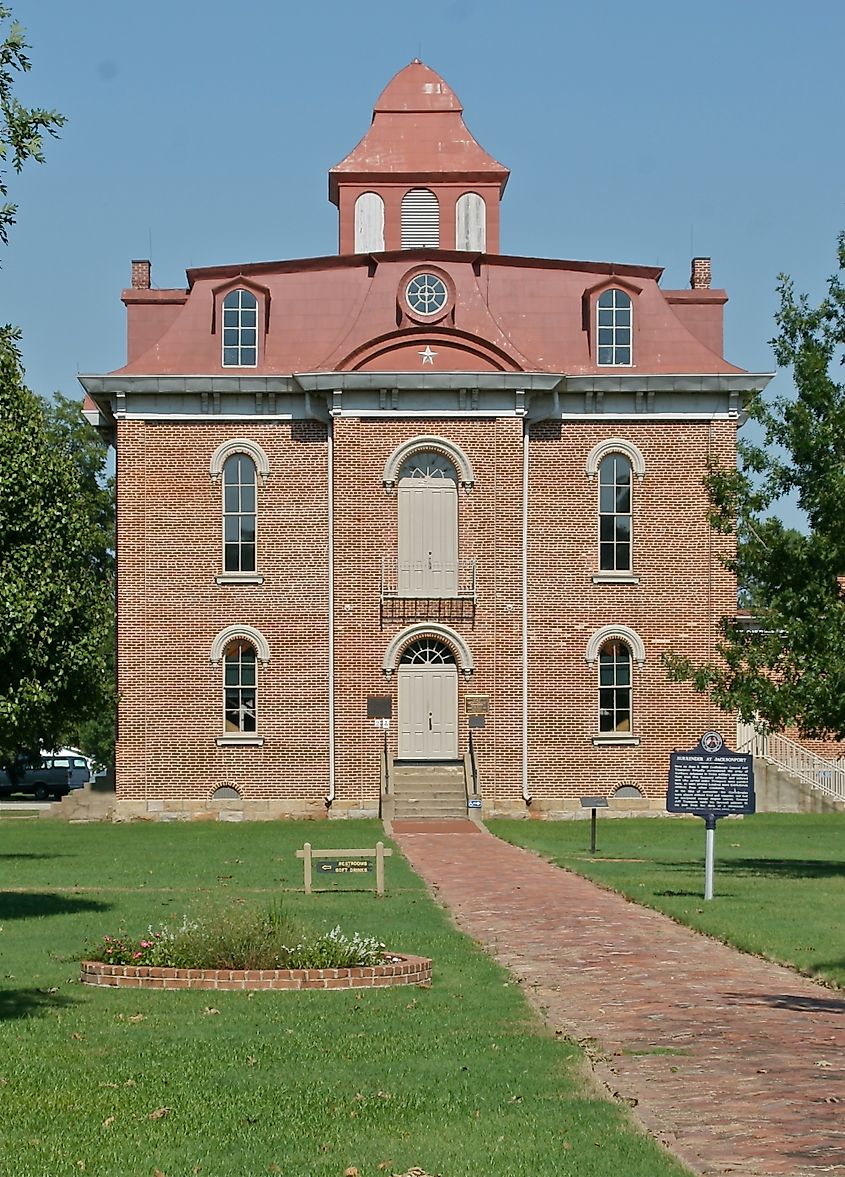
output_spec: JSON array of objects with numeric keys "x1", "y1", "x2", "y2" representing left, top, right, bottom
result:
[
  {"x1": 585, "y1": 439, "x2": 645, "y2": 482},
  {"x1": 382, "y1": 623, "x2": 474, "y2": 679},
  {"x1": 584, "y1": 625, "x2": 645, "y2": 668},
  {"x1": 383, "y1": 436, "x2": 474, "y2": 493},
  {"x1": 210, "y1": 625, "x2": 270, "y2": 666},
  {"x1": 209, "y1": 439, "x2": 270, "y2": 486}
]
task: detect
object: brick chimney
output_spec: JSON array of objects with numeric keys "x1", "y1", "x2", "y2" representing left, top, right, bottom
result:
[
  {"x1": 131, "y1": 259, "x2": 151, "y2": 290},
  {"x1": 690, "y1": 256, "x2": 712, "y2": 290}
]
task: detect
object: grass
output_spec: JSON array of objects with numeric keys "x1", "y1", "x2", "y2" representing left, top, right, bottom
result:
[
  {"x1": 489, "y1": 812, "x2": 845, "y2": 988},
  {"x1": 0, "y1": 819, "x2": 690, "y2": 1177}
]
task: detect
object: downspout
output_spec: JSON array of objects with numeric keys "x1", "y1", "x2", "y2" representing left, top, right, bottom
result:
[
  {"x1": 325, "y1": 415, "x2": 336, "y2": 809},
  {"x1": 522, "y1": 421, "x2": 531, "y2": 806}
]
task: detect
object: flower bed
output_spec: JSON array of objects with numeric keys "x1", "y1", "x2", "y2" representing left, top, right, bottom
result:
[{"x1": 80, "y1": 953, "x2": 432, "y2": 991}]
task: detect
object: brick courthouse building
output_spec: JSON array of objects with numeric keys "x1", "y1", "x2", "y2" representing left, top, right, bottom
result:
[{"x1": 81, "y1": 61, "x2": 771, "y2": 821}]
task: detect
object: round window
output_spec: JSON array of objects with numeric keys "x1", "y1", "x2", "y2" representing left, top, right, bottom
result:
[{"x1": 405, "y1": 273, "x2": 449, "y2": 317}]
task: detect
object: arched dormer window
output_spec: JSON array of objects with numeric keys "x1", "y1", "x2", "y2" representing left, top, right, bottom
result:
[
  {"x1": 596, "y1": 288, "x2": 633, "y2": 366},
  {"x1": 222, "y1": 289, "x2": 258, "y2": 367},
  {"x1": 401, "y1": 188, "x2": 439, "y2": 249},
  {"x1": 354, "y1": 192, "x2": 385, "y2": 252},
  {"x1": 455, "y1": 192, "x2": 486, "y2": 251}
]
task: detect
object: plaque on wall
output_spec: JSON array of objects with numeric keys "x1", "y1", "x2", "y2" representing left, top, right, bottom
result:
[
  {"x1": 367, "y1": 697, "x2": 393, "y2": 719},
  {"x1": 465, "y1": 695, "x2": 489, "y2": 715}
]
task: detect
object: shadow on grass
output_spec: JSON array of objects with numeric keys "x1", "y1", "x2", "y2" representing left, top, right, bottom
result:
[
  {"x1": 719, "y1": 858, "x2": 845, "y2": 881},
  {"x1": 0, "y1": 852, "x2": 65, "y2": 861},
  {"x1": 0, "y1": 987, "x2": 77, "y2": 1021},
  {"x1": 0, "y1": 891, "x2": 111, "y2": 920},
  {"x1": 725, "y1": 991, "x2": 845, "y2": 1014}
]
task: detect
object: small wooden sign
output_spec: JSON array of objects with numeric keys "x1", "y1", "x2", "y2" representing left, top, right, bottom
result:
[{"x1": 296, "y1": 842, "x2": 392, "y2": 894}]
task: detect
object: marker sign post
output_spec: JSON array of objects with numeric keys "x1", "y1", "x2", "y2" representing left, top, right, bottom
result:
[{"x1": 667, "y1": 732, "x2": 755, "y2": 900}]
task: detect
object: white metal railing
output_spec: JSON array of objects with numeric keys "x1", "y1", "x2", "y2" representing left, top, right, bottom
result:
[
  {"x1": 736, "y1": 720, "x2": 845, "y2": 803},
  {"x1": 380, "y1": 558, "x2": 477, "y2": 602}
]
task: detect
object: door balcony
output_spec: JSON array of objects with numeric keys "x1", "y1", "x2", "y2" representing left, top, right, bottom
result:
[
  {"x1": 380, "y1": 557, "x2": 477, "y2": 602},
  {"x1": 379, "y1": 558, "x2": 477, "y2": 627}
]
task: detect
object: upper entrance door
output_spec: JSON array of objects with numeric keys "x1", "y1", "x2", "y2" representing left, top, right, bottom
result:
[
  {"x1": 397, "y1": 451, "x2": 458, "y2": 598},
  {"x1": 397, "y1": 639, "x2": 459, "y2": 759}
]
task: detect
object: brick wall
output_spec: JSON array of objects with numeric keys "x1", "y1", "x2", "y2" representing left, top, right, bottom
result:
[{"x1": 114, "y1": 412, "x2": 738, "y2": 817}]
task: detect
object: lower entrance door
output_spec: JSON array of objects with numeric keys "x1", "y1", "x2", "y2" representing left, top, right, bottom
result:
[{"x1": 397, "y1": 639, "x2": 459, "y2": 760}]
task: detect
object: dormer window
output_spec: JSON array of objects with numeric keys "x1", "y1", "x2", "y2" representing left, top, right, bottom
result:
[
  {"x1": 596, "y1": 288, "x2": 632, "y2": 366},
  {"x1": 222, "y1": 289, "x2": 258, "y2": 367}
]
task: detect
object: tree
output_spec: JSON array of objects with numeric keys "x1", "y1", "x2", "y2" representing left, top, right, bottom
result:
[
  {"x1": 0, "y1": 4, "x2": 65, "y2": 246},
  {"x1": 667, "y1": 233, "x2": 845, "y2": 738},
  {"x1": 0, "y1": 339, "x2": 114, "y2": 764},
  {"x1": 40, "y1": 393, "x2": 116, "y2": 768},
  {"x1": 0, "y1": 8, "x2": 114, "y2": 766}
]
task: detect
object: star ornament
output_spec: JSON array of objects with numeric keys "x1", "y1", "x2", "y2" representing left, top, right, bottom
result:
[{"x1": 419, "y1": 345, "x2": 437, "y2": 366}]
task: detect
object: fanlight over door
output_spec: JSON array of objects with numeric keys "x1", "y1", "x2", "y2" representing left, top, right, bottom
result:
[
  {"x1": 397, "y1": 451, "x2": 458, "y2": 598},
  {"x1": 397, "y1": 639, "x2": 459, "y2": 760}
]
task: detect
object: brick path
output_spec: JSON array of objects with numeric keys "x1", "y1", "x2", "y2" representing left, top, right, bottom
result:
[{"x1": 392, "y1": 826, "x2": 845, "y2": 1177}]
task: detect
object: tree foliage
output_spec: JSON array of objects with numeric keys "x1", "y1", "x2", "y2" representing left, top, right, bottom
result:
[
  {"x1": 0, "y1": 4, "x2": 65, "y2": 246},
  {"x1": 0, "y1": 335, "x2": 113, "y2": 763},
  {"x1": 667, "y1": 233, "x2": 845, "y2": 738}
]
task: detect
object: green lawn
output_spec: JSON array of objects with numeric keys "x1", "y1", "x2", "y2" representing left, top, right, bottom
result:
[
  {"x1": 489, "y1": 812, "x2": 845, "y2": 988},
  {"x1": 0, "y1": 820, "x2": 690, "y2": 1177}
]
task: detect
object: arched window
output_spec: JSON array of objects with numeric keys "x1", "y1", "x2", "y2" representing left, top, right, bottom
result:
[
  {"x1": 599, "y1": 453, "x2": 632, "y2": 572},
  {"x1": 598, "y1": 640, "x2": 632, "y2": 733},
  {"x1": 354, "y1": 192, "x2": 385, "y2": 252},
  {"x1": 401, "y1": 188, "x2": 440, "y2": 249},
  {"x1": 455, "y1": 192, "x2": 486, "y2": 251},
  {"x1": 222, "y1": 289, "x2": 258, "y2": 367},
  {"x1": 223, "y1": 639, "x2": 258, "y2": 735},
  {"x1": 596, "y1": 288, "x2": 632, "y2": 366},
  {"x1": 222, "y1": 454, "x2": 256, "y2": 574}
]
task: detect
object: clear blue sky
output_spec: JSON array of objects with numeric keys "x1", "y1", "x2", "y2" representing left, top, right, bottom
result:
[{"x1": 1, "y1": 0, "x2": 843, "y2": 420}]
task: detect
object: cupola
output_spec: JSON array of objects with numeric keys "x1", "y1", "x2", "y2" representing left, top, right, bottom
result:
[{"x1": 329, "y1": 60, "x2": 509, "y2": 255}]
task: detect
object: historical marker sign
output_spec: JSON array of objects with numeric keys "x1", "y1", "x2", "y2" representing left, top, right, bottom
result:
[
  {"x1": 668, "y1": 744, "x2": 755, "y2": 818},
  {"x1": 666, "y1": 734, "x2": 755, "y2": 900}
]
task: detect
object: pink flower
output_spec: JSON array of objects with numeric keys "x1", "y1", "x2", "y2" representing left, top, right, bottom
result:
[{"x1": 133, "y1": 951, "x2": 142, "y2": 959}]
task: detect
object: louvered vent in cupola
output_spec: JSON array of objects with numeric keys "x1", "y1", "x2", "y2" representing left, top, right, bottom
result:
[{"x1": 401, "y1": 188, "x2": 440, "y2": 248}]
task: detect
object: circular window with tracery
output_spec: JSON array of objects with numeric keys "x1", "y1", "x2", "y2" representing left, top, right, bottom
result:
[{"x1": 405, "y1": 273, "x2": 449, "y2": 317}]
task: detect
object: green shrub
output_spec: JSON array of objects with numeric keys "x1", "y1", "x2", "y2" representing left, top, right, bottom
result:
[{"x1": 86, "y1": 903, "x2": 388, "y2": 970}]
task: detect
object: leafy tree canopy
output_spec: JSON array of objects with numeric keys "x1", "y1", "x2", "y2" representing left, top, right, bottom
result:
[
  {"x1": 0, "y1": 4, "x2": 65, "y2": 246},
  {"x1": 668, "y1": 234, "x2": 845, "y2": 738},
  {"x1": 0, "y1": 336, "x2": 113, "y2": 764}
]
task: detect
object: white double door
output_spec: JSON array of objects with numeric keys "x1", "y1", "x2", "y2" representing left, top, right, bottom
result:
[{"x1": 397, "y1": 664, "x2": 458, "y2": 760}]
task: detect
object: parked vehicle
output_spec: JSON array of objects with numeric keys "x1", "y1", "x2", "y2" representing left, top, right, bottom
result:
[
  {"x1": 0, "y1": 754, "x2": 77, "y2": 801},
  {"x1": 47, "y1": 749, "x2": 95, "y2": 790}
]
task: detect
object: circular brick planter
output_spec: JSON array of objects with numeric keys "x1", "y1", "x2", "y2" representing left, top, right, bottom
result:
[{"x1": 80, "y1": 953, "x2": 432, "y2": 991}]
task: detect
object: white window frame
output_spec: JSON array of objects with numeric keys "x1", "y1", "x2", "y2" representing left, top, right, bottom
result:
[
  {"x1": 210, "y1": 626, "x2": 269, "y2": 747},
  {"x1": 209, "y1": 440, "x2": 269, "y2": 584},
  {"x1": 596, "y1": 288, "x2": 633, "y2": 367},
  {"x1": 585, "y1": 625, "x2": 643, "y2": 746},
  {"x1": 222, "y1": 288, "x2": 259, "y2": 368}
]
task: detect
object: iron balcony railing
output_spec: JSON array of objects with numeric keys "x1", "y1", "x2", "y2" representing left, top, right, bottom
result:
[
  {"x1": 736, "y1": 720, "x2": 845, "y2": 804},
  {"x1": 380, "y1": 557, "x2": 477, "y2": 602}
]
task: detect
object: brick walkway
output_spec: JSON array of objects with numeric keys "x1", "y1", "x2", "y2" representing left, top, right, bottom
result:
[{"x1": 392, "y1": 825, "x2": 845, "y2": 1177}]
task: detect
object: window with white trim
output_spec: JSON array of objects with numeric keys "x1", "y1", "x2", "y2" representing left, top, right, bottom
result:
[
  {"x1": 222, "y1": 289, "x2": 258, "y2": 367},
  {"x1": 401, "y1": 188, "x2": 440, "y2": 249},
  {"x1": 596, "y1": 288, "x2": 632, "y2": 366},
  {"x1": 223, "y1": 639, "x2": 258, "y2": 734},
  {"x1": 222, "y1": 454, "x2": 257, "y2": 573},
  {"x1": 598, "y1": 640, "x2": 632, "y2": 733},
  {"x1": 598, "y1": 453, "x2": 632, "y2": 572}
]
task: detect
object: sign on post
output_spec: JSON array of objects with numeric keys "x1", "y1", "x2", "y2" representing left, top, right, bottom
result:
[
  {"x1": 667, "y1": 732, "x2": 755, "y2": 899},
  {"x1": 295, "y1": 842, "x2": 393, "y2": 895}
]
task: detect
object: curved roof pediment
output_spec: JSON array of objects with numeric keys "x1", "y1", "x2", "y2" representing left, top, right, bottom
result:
[{"x1": 339, "y1": 327, "x2": 523, "y2": 373}]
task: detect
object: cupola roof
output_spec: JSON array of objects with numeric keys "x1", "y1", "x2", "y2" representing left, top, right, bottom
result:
[{"x1": 329, "y1": 59, "x2": 509, "y2": 204}]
